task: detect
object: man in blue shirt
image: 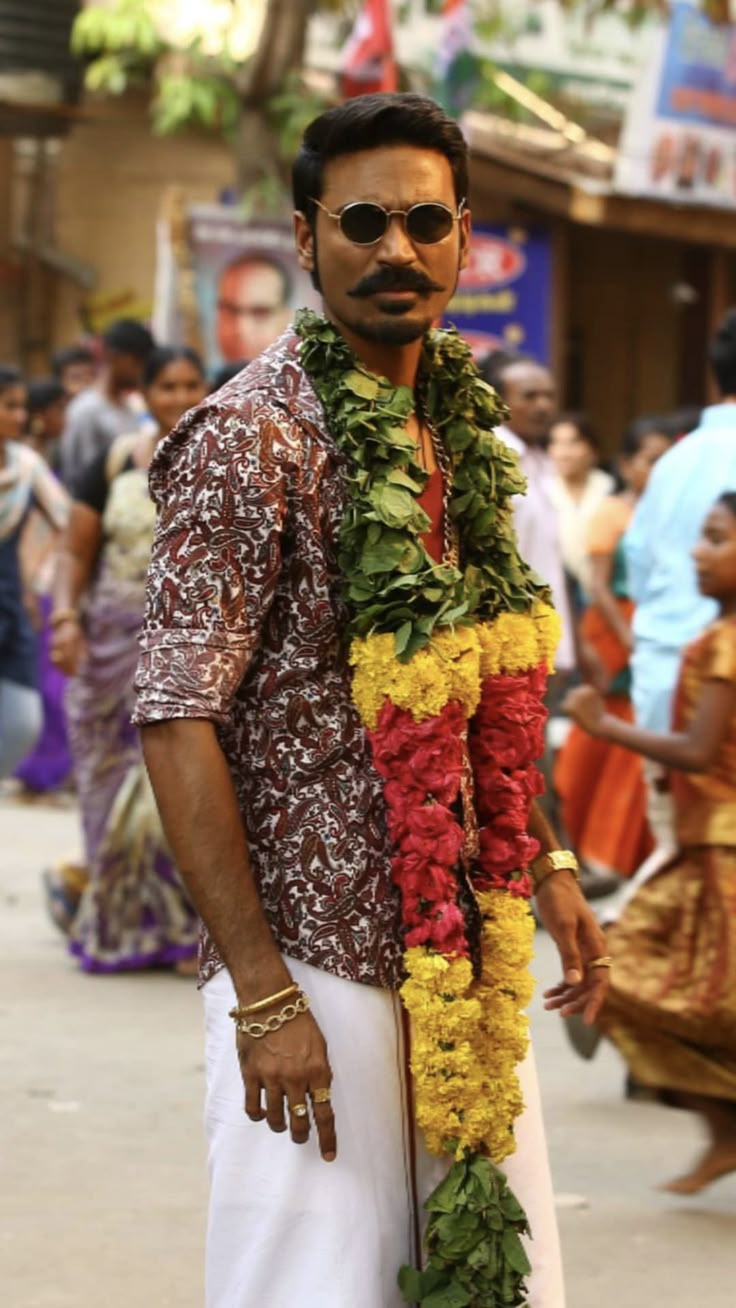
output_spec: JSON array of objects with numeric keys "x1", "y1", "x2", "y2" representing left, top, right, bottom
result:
[{"x1": 625, "y1": 310, "x2": 736, "y2": 739}]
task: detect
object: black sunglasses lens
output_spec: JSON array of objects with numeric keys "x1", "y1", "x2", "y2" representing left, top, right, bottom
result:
[
  {"x1": 340, "y1": 204, "x2": 388, "y2": 244},
  {"x1": 406, "y1": 204, "x2": 454, "y2": 243}
]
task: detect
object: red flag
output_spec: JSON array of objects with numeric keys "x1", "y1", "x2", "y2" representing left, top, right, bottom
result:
[{"x1": 340, "y1": 0, "x2": 398, "y2": 99}]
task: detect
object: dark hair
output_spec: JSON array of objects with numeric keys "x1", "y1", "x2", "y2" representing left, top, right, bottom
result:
[
  {"x1": 717, "y1": 491, "x2": 736, "y2": 517},
  {"x1": 709, "y1": 308, "x2": 736, "y2": 396},
  {"x1": 210, "y1": 360, "x2": 247, "y2": 392},
  {"x1": 292, "y1": 93, "x2": 469, "y2": 220},
  {"x1": 551, "y1": 411, "x2": 599, "y2": 453},
  {"x1": 656, "y1": 406, "x2": 702, "y2": 439},
  {"x1": 0, "y1": 364, "x2": 23, "y2": 395},
  {"x1": 51, "y1": 344, "x2": 95, "y2": 378},
  {"x1": 103, "y1": 318, "x2": 156, "y2": 361},
  {"x1": 478, "y1": 349, "x2": 537, "y2": 399},
  {"x1": 142, "y1": 346, "x2": 205, "y2": 389},
  {"x1": 221, "y1": 253, "x2": 292, "y2": 305},
  {"x1": 620, "y1": 414, "x2": 673, "y2": 458},
  {"x1": 28, "y1": 378, "x2": 66, "y2": 413}
]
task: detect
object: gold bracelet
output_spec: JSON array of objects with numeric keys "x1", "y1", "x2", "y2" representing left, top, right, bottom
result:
[
  {"x1": 229, "y1": 993, "x2": 311, "y2": 1039},
  {"x1": 232, "y1": 982, "x2": 300, "y2": 1017},
  {"x1": 531, "y1": 849, "x2": 580, "y2": 891},
  {"x1": 49, "y1": 607, "x2": 79, "y2": 628}
]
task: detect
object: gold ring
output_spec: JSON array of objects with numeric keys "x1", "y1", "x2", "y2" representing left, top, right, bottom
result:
[
  {"x1": 588, "y1": 956, "x2": 613, "y2": 969},
  {"x1": 310, "y1": 1088, "x2": 331, "y2": 1104},
  {"x1": 291, "y1": 1102, "x2": 309, "y2": 1118}
]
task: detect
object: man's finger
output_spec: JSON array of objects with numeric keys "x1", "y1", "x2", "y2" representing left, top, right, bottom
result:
[
  {"x1": 265, "y1": 1083, "x2": 287, "y2": 1134},
  {"x1": 286, "y1": 1092, "x2": 311, "y2": 1145},
  {"x1": 244, "y1": 1077, "x2": 265, "y2": 1121},
  {"x1": 556, "y1": 923, "x2": 583, "y2": 986},
  {"x1": 312, "y1": 1101, "x2": 337, "y2": 1162},
  {"x1": 581, "y1": 969, "x2": 610, "y2": 1024}
]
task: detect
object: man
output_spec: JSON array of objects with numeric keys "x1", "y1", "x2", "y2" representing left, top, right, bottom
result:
[
  {"x1": 59, "y1": 318, "x2": 154, "y2": 487},
  {"x1": 134, "y1": 94, "x2": 608, "y2": 1308},
  {"x1": 481, "y1": 351, "x2": 575, "y2": 673},
  {"x1": 51, "y1": 344, "x2": 97, "y2": 398},
  {"x1": 624, "y1": 307, "x2": 736, "y2": 850},
  {"x1": 216, "y1": 253, "x2": 293, "y2": 363}
]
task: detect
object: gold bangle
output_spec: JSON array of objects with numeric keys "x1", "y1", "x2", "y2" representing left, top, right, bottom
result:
[
  {"x1": 230, "y1": 993, "x2": 311, "y2": 1039},
  {"x1": 231, "y1": 982, "x2": 300, "y2": 1017},
  {"x1": 49, "y1": 607, "x2": 79, "y2": 628},
  {"x1": 531, "y1": 849, "x2": 580, "y2": 890}
]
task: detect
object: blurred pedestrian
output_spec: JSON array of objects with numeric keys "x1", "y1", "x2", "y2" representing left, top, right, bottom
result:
[
  {"x1": 548, "y1": 412, "x2": 614, "y2": 602},
  {"x1": 482, "y1": 351, "x2": 574, "y2": 673},
  {"x1": 554, "y1": 417, "x2": 672, "y2": 880},
  {"x1": 26, "y1": 377, "x2": 69, "y2": 466},
  {"x1": 47, "y1": 347, "x2": 207, "y2": 971},
  {"x1": 51, "y1": 344, "x2": 97, "y2": 398},
  {"x1": 14, "y1": 379, "x2": 74, "y2": 793},
  {"x1": 0, "y1": 366, "x2": 69, "y2": 779},
  {"x1": 562, "y1": 491, "x2": 736, "y2": 1194},
  {"x1": 59, "y1": 319, "x2": 155, "y2": 488},
  {"x1": 624, "y1": 309, "x2": 736, "y2": 856}
]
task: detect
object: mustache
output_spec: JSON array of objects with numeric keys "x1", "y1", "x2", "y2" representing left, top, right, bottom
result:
[{"x1": 347, "y1": 266, "x2": 445, "y2": 298}]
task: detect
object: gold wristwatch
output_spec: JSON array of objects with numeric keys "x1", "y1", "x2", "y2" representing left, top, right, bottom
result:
[{"x1": 531, "y1": 849, "x2": 580, "y2": 891}]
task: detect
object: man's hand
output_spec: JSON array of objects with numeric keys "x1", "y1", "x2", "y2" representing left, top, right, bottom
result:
[
  {"x1": 237, "y1": 1009, "x2": 337, "y2": 1162},
  {"x1": 562, "y1": 684, "x2": 607, "y2": 735},
  {"x1": 536, "y1": 871, "x2": 611, "y2": 1025}
]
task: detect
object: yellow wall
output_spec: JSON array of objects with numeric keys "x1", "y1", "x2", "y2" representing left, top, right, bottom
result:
[{"x1": 52, "y1": 91, "x2": 235, "y2": 346}]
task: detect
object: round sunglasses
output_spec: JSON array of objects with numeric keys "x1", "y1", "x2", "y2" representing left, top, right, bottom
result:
[{"x1": 310, "y1": 197, "x2": 466, "y2": 246}]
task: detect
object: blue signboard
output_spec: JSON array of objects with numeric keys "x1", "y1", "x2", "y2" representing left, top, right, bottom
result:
[
  {"x1": 656, "y1": 2, "x2": 736, "y2": 130},
  {"x1": 441, "y1": 223, "x2": 552, "y2": 364}
]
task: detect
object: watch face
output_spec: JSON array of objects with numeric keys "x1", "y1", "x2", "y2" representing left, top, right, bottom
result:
[{"x1": 548, "y1": 850, "x2": 578, "y2": 872}]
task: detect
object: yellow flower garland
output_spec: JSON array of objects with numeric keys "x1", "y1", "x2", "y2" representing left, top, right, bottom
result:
[{"x1": 351, "y1": 601, "x2": 561, "y2": 729}]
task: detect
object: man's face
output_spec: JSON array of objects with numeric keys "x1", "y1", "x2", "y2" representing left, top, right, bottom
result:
[
  {"x1": 61, "y1": 361, "x2": 96, "y2": 396},
  {"x1": 500, "y1": 362, "x2": 556, "y2": 446},
  {"x1": 294, "y1": 145, "x2": 470, "y2": 348},
  {"x1": 216, "y1": 262, "x2": 291, "y2": 363},
  {"x1": 108, "y1": 350, "x2": 145, "y2": 391}
]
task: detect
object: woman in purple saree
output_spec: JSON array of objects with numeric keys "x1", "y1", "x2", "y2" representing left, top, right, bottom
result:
[{"x1": 49, "y1": 348, "x2": 208, "y2": 972}]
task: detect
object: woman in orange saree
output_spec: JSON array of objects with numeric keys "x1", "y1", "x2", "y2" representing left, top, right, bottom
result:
[{"x1": 554, "y1": 421, "x2": 671, "y2": 878}]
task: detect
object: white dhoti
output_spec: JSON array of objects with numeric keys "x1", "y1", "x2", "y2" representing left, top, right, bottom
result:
[{"x1": 203, "y1": 960, "x2": 565, "y2": 1308}]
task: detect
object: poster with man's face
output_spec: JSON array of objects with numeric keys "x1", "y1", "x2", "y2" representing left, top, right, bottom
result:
[{"x1": 188, "y1": 207, "x2": 321, "y2": 374}]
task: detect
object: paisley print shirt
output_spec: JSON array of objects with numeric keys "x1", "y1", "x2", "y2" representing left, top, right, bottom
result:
[{"x1": 133, "y1": 329, "x2": 404, "y2": 990}]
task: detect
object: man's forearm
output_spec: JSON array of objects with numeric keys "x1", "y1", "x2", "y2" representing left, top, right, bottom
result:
[{"x1": 141, "y1": 718, "x2": 291, "y2": 1002}]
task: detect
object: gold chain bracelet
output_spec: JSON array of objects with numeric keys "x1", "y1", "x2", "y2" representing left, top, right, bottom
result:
[{"x1": 229, "y1": 993, "x2": 310, "y2": 1039}]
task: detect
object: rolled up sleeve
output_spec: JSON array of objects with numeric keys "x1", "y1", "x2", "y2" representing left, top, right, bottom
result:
[{"x1": 133, "y1": 399, "x2": 290, "y2": 727}]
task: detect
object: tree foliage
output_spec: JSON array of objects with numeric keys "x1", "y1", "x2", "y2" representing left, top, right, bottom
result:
[{"x1": 71, "y1": 0, "x2": 727, "y2": 202}]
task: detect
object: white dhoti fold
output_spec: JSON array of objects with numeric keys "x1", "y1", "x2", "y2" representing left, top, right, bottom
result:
[{"x1": 203, "y1": 959, "x2": 566, "y2": 1308}]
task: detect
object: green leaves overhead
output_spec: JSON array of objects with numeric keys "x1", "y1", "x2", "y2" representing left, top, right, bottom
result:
[{"x1": 295, "y1": 309, "x2": 550, "y2": 662}]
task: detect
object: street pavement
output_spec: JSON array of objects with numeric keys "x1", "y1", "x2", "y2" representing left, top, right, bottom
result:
[{"x1": 2, "y1": 793, "x2": 734, "y2": 1308}]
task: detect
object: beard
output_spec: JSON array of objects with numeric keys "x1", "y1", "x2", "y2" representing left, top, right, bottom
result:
[{"x1": 339, "y1": 311, "x2": 434, "y2": 345}]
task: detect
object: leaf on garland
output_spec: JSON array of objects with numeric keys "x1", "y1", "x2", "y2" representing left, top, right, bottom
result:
[{"x1": 343, "y1": 369, "x2": 380, "y2": 400}]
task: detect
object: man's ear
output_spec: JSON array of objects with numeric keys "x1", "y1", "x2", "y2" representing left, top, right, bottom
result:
[
  {"x1": 294, "y1": 211, "x2": 315, "y2": 273},
  {"x1": 458, "y1": 206, "x2": 471, "y2": 272}
]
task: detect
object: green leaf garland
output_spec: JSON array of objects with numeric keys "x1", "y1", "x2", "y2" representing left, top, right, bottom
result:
[{"x1": 295, "y1": 310, "x2": 550, "y2": 662}]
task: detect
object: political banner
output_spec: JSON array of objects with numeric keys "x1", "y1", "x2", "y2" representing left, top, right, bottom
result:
[
  {"x1": 153, "y1": 203, "x2": 321, "y2": 376},
  {"x1": 615, "y1": 1, "x2": 736, "y2": 208},
  {"x1": 442, "y1": 223, "x2": 552, "y2": 363}
]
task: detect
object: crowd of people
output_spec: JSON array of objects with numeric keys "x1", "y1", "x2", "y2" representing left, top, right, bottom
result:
[
  {"x1": 478, "y1": 310, "x2": 736, "y2": 1196},
  {"x1": 0, "y1": 323, "x2": 211, "y2": 975},
  {"x1": 1, "y1": 86, "x2": 735, "y2": 1306}
]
